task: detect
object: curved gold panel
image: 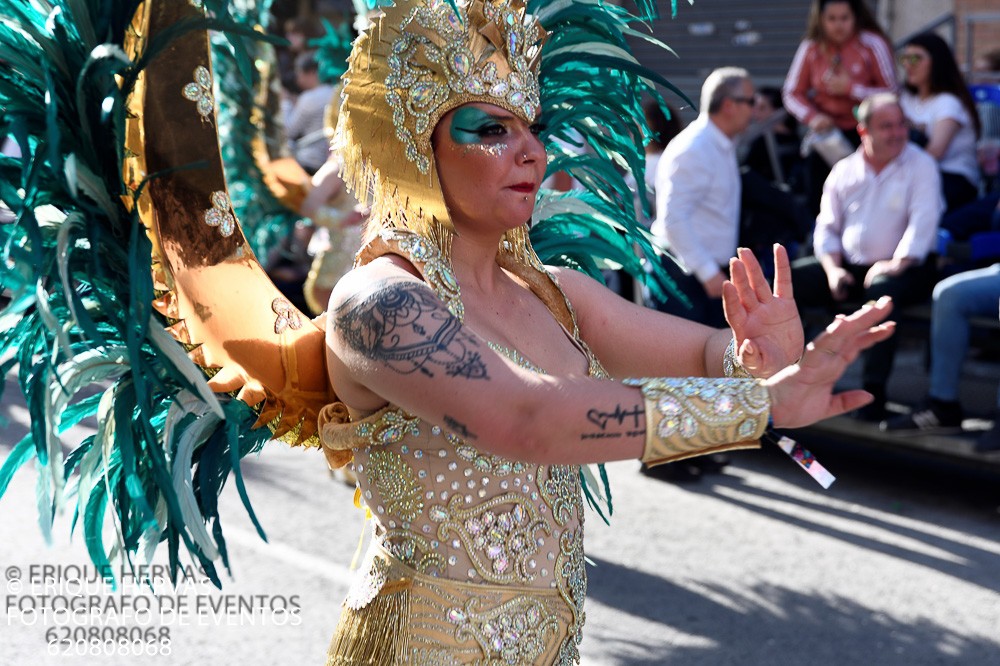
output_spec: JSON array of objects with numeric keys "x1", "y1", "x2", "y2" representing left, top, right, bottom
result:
[{"x1": 123, "y1": 1, "x2": 334, "y2": 446}]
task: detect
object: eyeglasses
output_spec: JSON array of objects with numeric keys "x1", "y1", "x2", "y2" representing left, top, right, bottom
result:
[
  {"x1": 728, "y1": 96, "x2": 756, "y2": 106},
  {"x1": 897, "y1": 53, "x2": 926, "y2": 66}
]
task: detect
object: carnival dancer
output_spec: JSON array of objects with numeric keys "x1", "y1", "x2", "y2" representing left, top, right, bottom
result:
[
  {"x1": 1, "y1": 1, "x2": 893, "y2": 663},
  {"x1": 318, "y1": 0, "x2": 893, "y2": 661}
]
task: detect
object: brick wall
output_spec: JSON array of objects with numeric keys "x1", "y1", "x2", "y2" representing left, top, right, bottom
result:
[{"x1": 955, "y1": 0, "x2": 1000, "y2": 72}]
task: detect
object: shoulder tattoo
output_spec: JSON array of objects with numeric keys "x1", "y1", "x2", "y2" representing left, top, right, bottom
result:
[{"x1": 334, "y1": 281, "x2": 490, "y2": 380}]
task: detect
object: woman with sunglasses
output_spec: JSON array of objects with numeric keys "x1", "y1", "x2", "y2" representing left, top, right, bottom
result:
[
  {"x1": 899, "y1": 32, "x2": 982, "y2": 212},
  {"x1": 783, "y1": 0, "x2": 896, "y2": 214}
]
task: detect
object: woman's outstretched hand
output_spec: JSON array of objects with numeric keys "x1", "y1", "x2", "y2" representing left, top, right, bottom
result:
[
  {"x1": 722, "y1": 245, "x2": 804, "y2": 378},
  {"x1": 764, "y1": 297, "x2": 895, "y2": 428}
]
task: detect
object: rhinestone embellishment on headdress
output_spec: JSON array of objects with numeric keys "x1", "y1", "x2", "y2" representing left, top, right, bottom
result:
[{"x1": 385, "y1": 0, "x2": 545, "y2": 174}]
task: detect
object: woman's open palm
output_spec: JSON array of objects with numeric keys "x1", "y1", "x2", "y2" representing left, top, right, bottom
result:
[{"x1": 723, "y1": 245, "x2": 804, "y2": 378}]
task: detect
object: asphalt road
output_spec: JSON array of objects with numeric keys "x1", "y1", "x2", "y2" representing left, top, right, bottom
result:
[{"x1": 1, "y1": 376, "x2": 998, "y2": 665}]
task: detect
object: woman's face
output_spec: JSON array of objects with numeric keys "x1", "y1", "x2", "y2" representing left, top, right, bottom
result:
[
  {"x1": 432, "y1": 103, "x2": 547, "y2": 234},
  {"x1": 899, "y1": 45, "x2": 931, "y2": 89},
  {"x1": 286, "y1": 31, "x2": 307, "y2": 52},
  {"x1": 820, "y1": 2, "x2": 856, "y2": 45},
  {"x1": 752, "y1": 94, "x2": 775, "y2": 124}
]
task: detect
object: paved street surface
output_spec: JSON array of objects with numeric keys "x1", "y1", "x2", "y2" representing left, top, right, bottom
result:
[{"x1": 2, "y1": 374, "x2": 999, "y2": 665}]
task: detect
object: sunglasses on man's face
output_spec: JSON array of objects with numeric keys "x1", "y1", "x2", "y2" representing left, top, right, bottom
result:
[{"x1": 729, "y1": 96, "x2": 756, "y2": 106}]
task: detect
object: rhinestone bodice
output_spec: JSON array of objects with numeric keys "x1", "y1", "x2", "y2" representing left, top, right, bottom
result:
[
  {"x1": 352, "y1": 407, "x2": 584, "y2": 591},
  {"x1": 324, "y1": 228, "x2": 608, "y2": 663}
]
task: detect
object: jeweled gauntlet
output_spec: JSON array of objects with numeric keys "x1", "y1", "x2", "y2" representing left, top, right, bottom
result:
[{"x1": 623, "y1": 377, "x2": 770, "y2": 466}]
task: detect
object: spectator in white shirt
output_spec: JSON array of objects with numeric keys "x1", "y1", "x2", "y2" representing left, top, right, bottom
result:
[
  {"x1": 286, "y1": 51, "x2": 334, "y2": 175},
  {"x1": 648, "y1": 67, "x2": 755, "y2": 327},
  {"x1": 791, "y1": 92, "x2": 944, "y2": 420},
  {"x1": 898, "y1": 32, "x2": 981, "y2": 212}
]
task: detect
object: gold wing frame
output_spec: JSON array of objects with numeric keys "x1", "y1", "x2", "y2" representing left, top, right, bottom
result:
[{"x1": 122, "y1": 1, "x2": 336, "y2": 448}]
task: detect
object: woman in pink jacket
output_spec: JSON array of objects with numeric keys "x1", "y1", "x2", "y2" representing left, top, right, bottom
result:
[{"x1": 783, "y1": 0, "x2": 897, "y2": 213}]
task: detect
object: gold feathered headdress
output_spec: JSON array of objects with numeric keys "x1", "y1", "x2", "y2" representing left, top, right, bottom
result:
[{"x1": 336, "y1": 0, "x2": 547, "y2": 249}]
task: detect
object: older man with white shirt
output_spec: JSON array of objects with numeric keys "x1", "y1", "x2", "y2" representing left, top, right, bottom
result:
[
  {"x1": 791, "y1": 92, "x2": 944, "y2": 421},
  {"x1": 648, "y1": 67, "x2": 755, "y2": 327}
]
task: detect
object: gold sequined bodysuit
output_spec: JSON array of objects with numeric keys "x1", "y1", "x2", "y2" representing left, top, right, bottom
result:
[{"x1": 320, "y1": 230, "x2": 608, "y2": 664}]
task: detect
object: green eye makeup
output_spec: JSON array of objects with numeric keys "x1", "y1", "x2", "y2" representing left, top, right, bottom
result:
[{"x1": 450, "y1": 107, "x2": 506, "y2": 144}]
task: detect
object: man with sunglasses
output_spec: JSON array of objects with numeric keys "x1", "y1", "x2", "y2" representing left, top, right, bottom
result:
[
  {"x1": 645, "y1": 67, "x2": 756, "y2": 482},
  {"x1": 649, "y1": 67, "x2": 756, "y2": 328}
]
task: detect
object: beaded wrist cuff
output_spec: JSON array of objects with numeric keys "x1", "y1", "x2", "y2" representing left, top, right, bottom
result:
[
  {"x1": 722, "y1": 338, "x2": 753, "y2": 378},
  {"x1": 624, "y1": 377, "x2": 770, "y2": 466}
]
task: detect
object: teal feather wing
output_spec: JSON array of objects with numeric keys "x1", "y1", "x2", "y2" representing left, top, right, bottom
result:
[
  {"x1": 532, "y1": 0, "x2": 690, "y2": 303},
  {"x1": 0, "y1": 0, "x2": 290, "y2": 589}
]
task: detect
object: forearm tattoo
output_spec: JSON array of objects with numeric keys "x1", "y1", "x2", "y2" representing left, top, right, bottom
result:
[
  {"x1": 581, "y1": 403, "x2": 644, "y2": 441},
  {"x1": 334, "y1": 281, "x2": 490, "y2": 380},
  {"x1": 443, "y1": 415, "x2": 478, "y2": 441}
]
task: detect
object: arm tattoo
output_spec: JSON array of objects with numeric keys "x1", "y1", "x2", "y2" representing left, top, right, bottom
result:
[
  {"x1": 581, "y1": 403, "x2": 644, "y2": 441},
  {"x1": 586, "y1": 404, "x2": 643, "y2": 430},
  {"x1": 334, "y1": 281, "x2": 490, "y2": 380},
  {"x1": 443, "y1": 415, "x2": 478, "y2": 441}
]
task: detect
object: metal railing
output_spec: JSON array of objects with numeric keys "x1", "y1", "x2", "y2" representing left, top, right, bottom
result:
[{"x1": 893, "y1": 12, "x2": 955, "y2": 50}]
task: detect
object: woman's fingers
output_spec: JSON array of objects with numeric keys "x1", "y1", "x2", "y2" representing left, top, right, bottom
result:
[
  {"x1": 800, "y1": 300, "x2": 894, "y2": 377},
  {"x1": 722, "y1": 280, "x2": 749, "y2": 332},
  {"x1": 839, "y1": 323, "x2": 895, "y2": 363},
  {"x1": 736, "y1": 247, "x2": 772, "y2": 302},
  {"x1": 771, "y1": 244, "x2": 794, "y2": 299},
  {"x1": 824, "y1": 389, "x2": 877, "y2": 419},
  {"x1": 738, "y1": 337, "x2": 762, "y2": 371},
  {"x1": 728, "y1": 257, "x2": 759, "y2": 311},
  {"x1": 769, "y1": 298, "x2": 895, "y2": 428},
  {"x1": 815, "y1": 297, "x2": 893, "y2": 344}
]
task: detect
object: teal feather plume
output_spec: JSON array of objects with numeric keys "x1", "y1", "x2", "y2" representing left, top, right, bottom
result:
[
  {"x1": 531, "y1": 0, "x2": 692, "y2": 301},
  {"x1": 528, "y1": 0, "x2": 695, "y2": 520},
  {"x1": 310, "y1": 18, "x2": 355, "y2": 83}
]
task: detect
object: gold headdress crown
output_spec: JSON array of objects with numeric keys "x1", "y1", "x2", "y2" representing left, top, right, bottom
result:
[{"x1": 337, "y1": 0, "x2": 547, "y2": 243}]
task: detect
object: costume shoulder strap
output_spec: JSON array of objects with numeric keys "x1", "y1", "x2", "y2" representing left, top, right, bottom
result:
[{"x1": 356, "y1": 229, "x2": 466, "y2": 320}]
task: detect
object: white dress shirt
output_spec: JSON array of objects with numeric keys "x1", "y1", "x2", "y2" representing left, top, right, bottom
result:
[
  {"x1": 286, "y1": 83, "x2": 334, "y2": 173},
  {"x1": 652, "y1": 116, "x2": 741, "y2": 283},
  {"x1": 814, "y1": 143, "x2": 944, "y2": 265}
]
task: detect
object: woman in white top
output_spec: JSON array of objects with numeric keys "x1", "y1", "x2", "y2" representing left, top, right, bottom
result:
[{"x1": 899, "y1": 32, "x2": 981, "y2": 212}]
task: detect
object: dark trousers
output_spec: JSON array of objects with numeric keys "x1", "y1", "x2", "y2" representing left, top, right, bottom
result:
[
  {"x1": 941, "y1": 172, "x2": 979, "y2": 214},
  {"x1": 646, "y1": 254, "x2": 727, "y2": 328},
  {"x1": 791, "y1": 256, "x2": 937, "y2": 391},
  {"x1": 941, "y1": 192, "x2": 1000, "y2": 241}
]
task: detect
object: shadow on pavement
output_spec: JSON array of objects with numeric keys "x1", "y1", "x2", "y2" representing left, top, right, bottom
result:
[{"x1": 586, "y1": 553, "x2": 996, "y2": 665}]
